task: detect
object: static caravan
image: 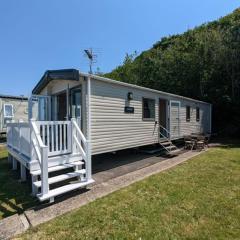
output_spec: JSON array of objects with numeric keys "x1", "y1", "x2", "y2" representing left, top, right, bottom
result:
[
  {"x1": 0, "y1": 94, "x2": 28, "y2": 137},
  {"x1": 7, "y1": 69, "x2": 212, "y2": 202}
]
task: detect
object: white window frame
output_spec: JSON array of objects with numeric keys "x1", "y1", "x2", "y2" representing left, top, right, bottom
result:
[{"x1": 3, "y1": 104, "x2": 14, "y2": 118}]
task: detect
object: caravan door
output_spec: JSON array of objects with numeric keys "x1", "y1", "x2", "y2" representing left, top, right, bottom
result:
[
  {"x1": 170, "y1": 101, "x2": 180, "y2": 138},
  {"x1": 29, "y1": 95, "x2": 51, "y2": 121}
]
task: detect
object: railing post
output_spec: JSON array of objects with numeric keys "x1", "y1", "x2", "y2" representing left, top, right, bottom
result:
[
  {"x1": 86, "y1": 75, "x2": 92, "y2": 181},
  {"x1": 30, "y1": 119, "x2": 35, "y2": 161},
  {"x1": 71, "y1": 118, "x2": 76, "y2": 154},
  {"x1": 18, "y1": 119, "x2": 23, "y2": 153},
  {"x1": 41, "y1": 146, "x2": 49, "y2": 195},
  {"x1": 86, "y1": 140, "x2": 92, "y2": 181}
]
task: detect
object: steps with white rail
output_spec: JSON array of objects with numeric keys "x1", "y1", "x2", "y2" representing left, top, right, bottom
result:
[
  {"x1": 31, "y1": 160, "x2": 94, "y2": 202},
  {"x1": 159, "y1": 125, "x2": 181, "y2": 156},
  {"x1": 7, "y1": 118, "x2": 94, "y2": 202},
  {"x1": 37, "y1": 179, "x2": 95, "y2": 202},
  {"x1": 159, "y1": 139, "x2": 181, "y2": 156}
]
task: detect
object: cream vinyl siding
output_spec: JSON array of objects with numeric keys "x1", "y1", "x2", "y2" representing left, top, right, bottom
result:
[
  {"x1": 90, "y1": 79, "x2": 159, "y2": 155},
  {"x1": 178, "y1": 100, "x2": 211, "y2": 136},
  {"x1": 90, "y1": 78, "x2": 211, "y2": 155}
]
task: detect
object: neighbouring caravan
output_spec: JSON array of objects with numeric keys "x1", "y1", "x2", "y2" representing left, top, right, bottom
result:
[
  {"x1": 7, "y1": 69, "x2": 212, "y2": 202},
  {"x1": 0, "y1": 94, "x2": 28, "y2": 137}
]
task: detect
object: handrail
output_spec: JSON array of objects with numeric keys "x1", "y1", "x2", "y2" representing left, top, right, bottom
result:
[
  {"x1": 159, "y1": 124, "x2": 170, "y2": 135},
  {"x1": 159, "y1": 124, "x2": 170, "y2": 139},
  {"x1": 31, "y1": 121, "x2": 46, "y2": 148},
  {"x1": 71, "y1": 118, "x2": 91, "y2": 181},
  {"x1": 71, "y1": 118, "x2": 87, "y2": 148},
  {"x1": 30, "y1": 120, "x2": 49, "y2": 195}
]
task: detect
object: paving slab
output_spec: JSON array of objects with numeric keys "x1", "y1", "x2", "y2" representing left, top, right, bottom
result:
[{"x1": 0, "y1": 214, "x2": 29, "y2": 240}]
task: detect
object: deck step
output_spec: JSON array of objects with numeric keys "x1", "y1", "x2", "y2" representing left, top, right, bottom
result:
[
  {"x1": 30, "y1": 160, "x2": 84, "y2": 176},
  {"x1": 161, "y1": 141, "x2": 172, "y2": 146},
  {"x1": 165, "y1": 145, "x2": 177, "y2": 151},
  {"x1": 167, "y1": 149, "x2": 181, "y2": 155},
  {"x1": 37, "y1": 179, "x2": 95, "y2": 201},
  {"x1": 33, "y1": 169, "x2": 86, "y2": 188}
]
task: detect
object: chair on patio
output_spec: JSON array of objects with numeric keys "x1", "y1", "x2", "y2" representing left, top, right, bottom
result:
[
  {"x1": 196, "y1": 135, "x2": 205, "y2": 150},
  {"x1": 184, "y1": 135, "x2": 194, "y2": 150},
  {"x1": 204, "y1": 133, "x2": 211, "y2": 148}
]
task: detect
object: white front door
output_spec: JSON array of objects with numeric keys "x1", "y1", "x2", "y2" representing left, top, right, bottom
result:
[{"x1": 170, "y1": 101, "x2": 180, "y2": 138}]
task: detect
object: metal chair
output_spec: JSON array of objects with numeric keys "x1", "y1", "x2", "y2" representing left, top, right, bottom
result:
[
  {"x1": 196, "y1": 135, "x2": 205, "y2": 150},
  {"x1": 184, "y1": 135, "x2": 194, "y2": 150}
]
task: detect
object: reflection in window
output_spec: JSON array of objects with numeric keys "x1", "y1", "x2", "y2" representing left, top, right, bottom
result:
[
  {"x1": 4, "y1": 104, "x2": 14, "y2": 118},
  {"x1": 143, "y1": 98, "x2": 155, "y2": 120}
]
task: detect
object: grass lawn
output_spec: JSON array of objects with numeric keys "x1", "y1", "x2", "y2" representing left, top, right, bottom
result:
[
  {"x1": 17, "y1": 143, "x2": 240, "y2": 240},
  {"x1": 0, "y1": 147, "x2": 37, "y2": 219}
]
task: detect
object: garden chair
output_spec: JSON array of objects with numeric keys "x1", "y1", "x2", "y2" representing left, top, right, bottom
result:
[
  {"x1": 184, "y1": 135, "x2": 194, "y2": 150},
  {"x1": 196, "y1": 135, "x2": 205, "y2": 150}
]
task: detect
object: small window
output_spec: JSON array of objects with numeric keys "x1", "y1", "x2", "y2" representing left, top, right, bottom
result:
[
  {"x1": 142, "y1": 98, "x2": 155, "y2": 120},
  {"x1": 4, "y1": 104, "x2": 14, "y2": 118},
  {"x1": 196, "y1": 107, "x2": 200, "y2": 122},
  {"x1": 186, "y1": 106, "x2": 190, "y2": 122}
]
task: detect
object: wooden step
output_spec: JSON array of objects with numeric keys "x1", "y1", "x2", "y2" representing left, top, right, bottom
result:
[
  {"x1": 30, "y1": 160, "x2": 84, "y2": 176},
  {"x1": 37, "y1": 179, "x2": 95, "y2": 201},
  {"x1": 33, "y1": 169, "x2": 86, "y2": 188}
]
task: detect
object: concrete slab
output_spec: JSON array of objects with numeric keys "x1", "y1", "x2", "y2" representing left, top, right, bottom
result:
[
  {"x1": 0, "y1": 214, "x2": 29, "y2": 240},
  {"x1": 92, "y1": 149, "x2": 185, "y2": 184}
]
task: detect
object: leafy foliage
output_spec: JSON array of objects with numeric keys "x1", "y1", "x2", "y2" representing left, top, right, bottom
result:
[{"x1": 105, "y1": 8, "x2": 240, "y2": 134}]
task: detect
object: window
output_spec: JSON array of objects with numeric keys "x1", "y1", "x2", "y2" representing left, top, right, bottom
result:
[
  {"x1": 186, "y1": 106, "x2": 190, "y2": 122},
  {"x1": 4, "y1": 104, "x2": 14, "y2": 118},
  {"x1": 142, "y1": 98, "x2": 155, "y2": 120},
  {"x1": 196, "y1": 107, "x2": 200, "y2": 122}
]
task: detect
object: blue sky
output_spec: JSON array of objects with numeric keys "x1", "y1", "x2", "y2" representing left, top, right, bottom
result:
[{"x1": 0, "y1": 0, "x2": 239, "y2": 96}]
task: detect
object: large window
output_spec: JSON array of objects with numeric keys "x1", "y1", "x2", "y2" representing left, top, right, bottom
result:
[
  {"x1": 196, "y1": 107, "x2": 200, "y2": 122},
  {"x1": 4, "y1": 104, "x2": 14, "y2": 118},
  {"x1": 186, "y1": 106, "x2": 190, "y2": 122},
  {"x1": 142, "y1": 98, "x2": 155, "y2": 120}
]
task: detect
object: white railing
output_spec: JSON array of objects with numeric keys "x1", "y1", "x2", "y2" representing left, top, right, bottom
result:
[
  {"x1": 36, "y1": 121, "x2": 72, "y2": 157},
  {"x1": 30, "y1": 120, "x2": 49, "y2": 195},
  {"x1": 7, "y1": 118, "x2": 91, "y2": 195},
  {"x1": 71, "y1": 118, "x2": 91, "y2": 181},
  {"x1": 159, "y1": 124, "x2": 171, "y2": 140}
]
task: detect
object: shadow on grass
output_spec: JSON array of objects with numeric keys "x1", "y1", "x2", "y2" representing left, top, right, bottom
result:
[
  {"x1": 0, "y1": 149, "x2": 38, "y2": 219},
  {"x1": 211, "y1": 137, "x2": 240, "y2": 149}
]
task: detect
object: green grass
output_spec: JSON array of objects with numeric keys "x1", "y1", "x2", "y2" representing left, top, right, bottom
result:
[
  {"x1": 0, "y1": 147, "x2": 37, "y2": 219},
  {"x1": 18, "y1": 143, "x2": 240, "y2": 240}
]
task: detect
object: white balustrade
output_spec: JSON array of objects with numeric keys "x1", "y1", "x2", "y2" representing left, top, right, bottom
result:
[
  {"x1": 7, "y1": 118, "x2": 90, "y2": 195},
  {"x1": 36, "y1": 121, "x2": 72, "y2": 157}
]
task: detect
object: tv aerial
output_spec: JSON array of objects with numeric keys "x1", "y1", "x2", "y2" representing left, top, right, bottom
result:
[{"x1": 84, "y1": 48, "x2": 98, "y2": 74}]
